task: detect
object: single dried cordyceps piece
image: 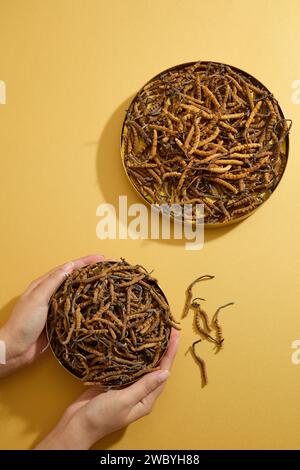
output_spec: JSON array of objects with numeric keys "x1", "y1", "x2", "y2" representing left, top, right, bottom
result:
[
  {"x1": 122, "y1": 61, "x2": 291, "y2": 224},
  {"x1": 47, "y1": 259, "x2": 179, "y2": 389},
  {"x1": 182, "y1": 274, "x2": 214, "y2": 318},
  {"x1": 190, "y1": 340, "x2": 208, "y2": 387}
]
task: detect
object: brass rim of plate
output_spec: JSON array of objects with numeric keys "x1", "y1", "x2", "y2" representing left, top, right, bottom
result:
[
  {"x1": 120, "y1": 61, "x2": 290, "y2": 228},
  {"x1": 46, "y1": 261, "x2": 171, "y2": 387}
]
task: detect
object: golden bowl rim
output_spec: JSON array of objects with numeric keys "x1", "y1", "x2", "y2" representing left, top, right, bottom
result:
[
  {"x1": 46, "y1": 259, "x2": 172, "y2": 388},
  {"x1": 120, "y1": 60, "x2": 290, "y2": 228}
]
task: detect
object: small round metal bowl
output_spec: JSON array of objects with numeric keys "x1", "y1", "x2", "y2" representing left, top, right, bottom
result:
[
  {"x1": 121, "y1": 61, "x2": 290, "y2": 228},
  {"x1": 46, "y1": 260, "x2": 173, "y2": 389}
]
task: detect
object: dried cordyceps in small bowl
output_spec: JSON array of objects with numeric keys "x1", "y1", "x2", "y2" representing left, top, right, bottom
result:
[
  {"x1": 47, "y1": 259, "x2": 179, "y2": 389},
  {"x1": 121, "y1": 61, "x2": 291, "y2": 226}
]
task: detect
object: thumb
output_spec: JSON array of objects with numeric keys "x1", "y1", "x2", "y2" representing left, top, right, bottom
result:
[
  {"x1": 123, "y1": 369, "x2": 170, "y2": 406},
  {"x1": 32, "y1": 262, "x2": 74, "y2": 303}
]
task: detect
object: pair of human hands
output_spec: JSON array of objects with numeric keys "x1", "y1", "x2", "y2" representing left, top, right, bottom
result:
[{"x1": 0, "y1": 255, "x2": 180, "y2": 449}]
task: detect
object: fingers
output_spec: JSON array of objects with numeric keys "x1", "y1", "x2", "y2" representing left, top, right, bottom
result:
[
  {"x1": 24, "y1": 254, "x2": 106, "y2": 299},
  {"x1": 134, "y1": 329, "x2": 180, "y2": 411},
  {"x1": 29, "y1": 265, "x2": 75, "y2": 303},
  {"x1": 123, "y1": 369, "x2": 170, "y2": 407},
  {"x1": 125, "y1": 371, "x2": 170, "y2": 423},
  {"x1": 159, "y1": 328, "x2": 180, "y2": 371},
  {"x1": 121, "y1": 328, "x2": 180, "y2": 409},
  {"x1": 23, "y1": 267, "x2": 61, "y2": 295},
  {"x1": 64, "y1": 330, "x2": 179, "y2": 427}
]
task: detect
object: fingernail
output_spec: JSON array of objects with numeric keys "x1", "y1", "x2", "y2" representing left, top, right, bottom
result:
[
  {"x1": 157, "y1": 370, "x2": 170, "y2": 383},
  {"x1": 62, "y1": 261, "x2": 74, "y2": 273}
]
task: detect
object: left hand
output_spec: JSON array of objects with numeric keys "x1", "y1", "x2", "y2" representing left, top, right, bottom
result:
[{"x1": 0, "y1": 254, "x2": 106, "y2": 376}]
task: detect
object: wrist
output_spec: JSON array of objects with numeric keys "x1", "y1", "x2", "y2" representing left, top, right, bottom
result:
[
  {"x1": 35, "y1": 414, "x2": 97, "y2": 450},
  {"x1": 69, "y1": 411, "x2": 106, "y2": 449}
]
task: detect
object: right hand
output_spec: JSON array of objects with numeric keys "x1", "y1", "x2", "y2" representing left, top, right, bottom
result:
[{"x1": 36, "y1": 328, "x2": 180, "y2": 449}]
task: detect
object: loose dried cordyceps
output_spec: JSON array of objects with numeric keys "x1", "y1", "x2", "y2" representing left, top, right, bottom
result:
[
  {"x1": 122, "y1": 61, "x2": 291, "y2": 224},
  {"x1": 47, "y1": 259, "x2": 179, "y2": 389},
  {"x1": 184, "y1": 275, "x2": 234, "y2": 386}
]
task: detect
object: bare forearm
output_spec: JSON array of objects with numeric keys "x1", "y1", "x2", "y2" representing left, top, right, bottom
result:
[{"x1": 35, "y1": 415, "x2": 96, "y2": 450}]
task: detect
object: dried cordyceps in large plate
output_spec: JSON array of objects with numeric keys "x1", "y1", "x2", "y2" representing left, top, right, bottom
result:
[
  {"x1": 121, "y1": 61, "x2": 291, "y2": 225},
  {"x1": 47, "y1": 259, "x2": 179, "y2": 389}
]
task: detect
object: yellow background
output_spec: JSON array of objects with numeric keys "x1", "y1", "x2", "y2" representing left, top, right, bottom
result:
[{"x1": 0, "y1": 0, "x2": 300, "y2": 450}]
